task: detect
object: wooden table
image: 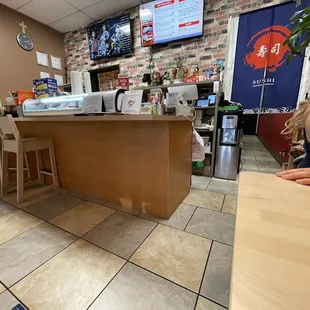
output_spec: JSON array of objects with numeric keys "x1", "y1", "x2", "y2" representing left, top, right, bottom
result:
[
  {"x1": 15, "y1": 115, "x2": 192, "y2": 218},
  {"x1": 231, "y1": 172, "x2": 310, "y2": 310}
]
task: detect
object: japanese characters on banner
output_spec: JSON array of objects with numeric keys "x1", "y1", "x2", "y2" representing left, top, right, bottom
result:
[{"x1": 231, "y1": 2, "x2": 309, "y2": 114}]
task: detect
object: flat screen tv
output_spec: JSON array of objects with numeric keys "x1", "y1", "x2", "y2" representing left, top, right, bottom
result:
[
  {"x1": 140, "y1": 0, "x2": 204, "y2": 47},
  {"x1": 88, "y1": 14, "x2": 132, "y2": 60}
]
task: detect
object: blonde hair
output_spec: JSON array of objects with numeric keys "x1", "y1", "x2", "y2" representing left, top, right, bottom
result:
[{"x1": 282, "y1": 100, "x2": 310, "y2": 139}]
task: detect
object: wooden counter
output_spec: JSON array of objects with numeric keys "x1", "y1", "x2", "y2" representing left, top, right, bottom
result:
[
  {"x1": 15, "y1": 115, "x2": 192, "y2": 218},
  {"x1": 231, "y1": 172, "x2": 310, "y2": 310}
]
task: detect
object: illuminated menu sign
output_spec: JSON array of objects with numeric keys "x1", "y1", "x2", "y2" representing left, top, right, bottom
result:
[{"x1": 140, "y1": 0, "x2": 204, "y2": 46}]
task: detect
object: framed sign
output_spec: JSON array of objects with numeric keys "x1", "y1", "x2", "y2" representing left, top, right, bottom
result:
[
  {"x1": 121, "y1": 90, "x2": 143, "y2": 114},
  {"x1": 51, "y1": 55, "x2": 62, "y2": 70},
  {"x1": 40, "y1": 71, "x2": 50, "y2": 78},
  {"x1": 54, "y1": 74, "x2": 64, "y2": 86},
  {"x1": 36, "y1": 51, "x2": 49, "y2": 67}
]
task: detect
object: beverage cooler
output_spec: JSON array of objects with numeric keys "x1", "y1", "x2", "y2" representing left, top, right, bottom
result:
[{"x1": 214, "y1": 110, "x2": 243, "y2": 180}]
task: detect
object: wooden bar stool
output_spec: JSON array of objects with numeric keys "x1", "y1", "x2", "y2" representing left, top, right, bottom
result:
[{"x1": 0, "y1": 115, "x2": 59, "y2": 203}]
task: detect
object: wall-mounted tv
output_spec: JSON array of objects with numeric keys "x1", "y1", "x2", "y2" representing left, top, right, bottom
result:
[
  {"x1": 140, "y1": 0, "x2": 204, "y2": 47},
  {"x1": 88, "y1": 14, "x2": 132, "y2": 60}
]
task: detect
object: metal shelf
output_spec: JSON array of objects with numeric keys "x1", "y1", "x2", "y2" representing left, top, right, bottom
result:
[
  {"x1": 194, "y1": 128, "x2": 214, "y2": 133},
  {"x1": 194, "y1": 106, "x2": 215, "y2": 110},
  {"x1": 136, "y1": 81, "x2": 216, "y2": 91}
]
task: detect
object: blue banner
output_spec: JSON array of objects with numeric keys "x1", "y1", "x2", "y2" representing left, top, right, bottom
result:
[{"x1": 231, "y1": 2, "x2": 308, "y2": 113}]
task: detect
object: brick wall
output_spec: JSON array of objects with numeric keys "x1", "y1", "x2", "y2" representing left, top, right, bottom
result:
[{"x1": 64, "y1": 0, "x2": 288, "y2": 87}]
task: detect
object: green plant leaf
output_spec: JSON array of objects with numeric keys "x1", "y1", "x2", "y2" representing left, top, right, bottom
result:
[{"x1": 285, "y1": 5, "x2": 310, "y2": 62}]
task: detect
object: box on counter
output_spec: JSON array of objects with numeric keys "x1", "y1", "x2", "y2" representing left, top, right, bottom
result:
[
  {"x1": 10, "y1": 90, "x2": 34, "y2": 105},
  {"x1": 33, "y1": 78, "x2": 58, "y2": 99},
  {"x1": 35, "y1": 89, "x2": 58, "y2": 99},
  {"x1": 33, "y1": 78, "x2": 57, "y2": 91}
]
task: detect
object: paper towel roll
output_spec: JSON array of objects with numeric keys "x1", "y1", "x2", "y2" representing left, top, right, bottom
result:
[
  {"x1": 71, "y1": 71, "x2": 84, "y2": 95},
  {"x1": 84, "y1": 72, "x2": 92, "y2": 94}
]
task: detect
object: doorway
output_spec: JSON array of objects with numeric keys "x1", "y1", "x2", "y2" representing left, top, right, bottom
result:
[
  {"x1": 89, "y1": 65, "x2": 120, "y2": 92},
  {"x1": 230, "y1": 1, "x2": 307, "y2": 162}
]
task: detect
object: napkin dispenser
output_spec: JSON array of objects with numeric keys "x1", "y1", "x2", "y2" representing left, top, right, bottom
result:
[{"x1": 101, "y1": 89, "x2": 126, "y2": 113}]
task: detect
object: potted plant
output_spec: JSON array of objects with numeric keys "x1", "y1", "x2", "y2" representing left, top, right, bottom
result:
[{"x1": 284, "y1": 0, "x2": 310, "y2": 61}]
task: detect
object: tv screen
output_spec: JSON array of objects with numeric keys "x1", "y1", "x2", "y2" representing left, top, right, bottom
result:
[
  {"x1": 140, "y1": 0, "x2": 204, "y2": 47},
  {"x1": 88, "y1": 14, "x2": 132, "y2": 60}
]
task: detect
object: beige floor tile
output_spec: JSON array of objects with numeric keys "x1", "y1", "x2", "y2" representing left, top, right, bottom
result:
[
  {"x1": 104, "y1": 202, "x2": 140, "y2": 215},
  {"x1": 207, "y1": 180, "x2": 238, "y2": 196},
  {"x1": 222, "y1": 195, "x2": 237, "y2": 215},
  {"x1": 196, "y1": 296, "x2": 225, "y2": 310},
  {"x1": 255, "y1": 155, "x2": 275, "y2": 161},
  {"x1": 0, "y1": 201, "x2": 17, "y2": 219},
  {"x1": 12, "y1": 239, "x2": 125, "y2": 310},
  {"x1": 140, "y1": 203, "x2": 196, "y2": 230},
  {"x1": 84, "y1": 212, "x2": 156, "y2": 259},
  {"x1": 0, "y1": 291, "x2": 22, "y2": 309},
  {"x1": 0, "y1": 210, "x2": 43, "y2": 245},
  {"x1": 200, "y1": 242, "x2": 233, "y2": 308},
  {"x1": 183, "y1": 189, "x2": 225, "y2": 212},
  {"x1": 89, "y1": 263, "x2": 196, "y2": 310},
  {"x1": 23, "y1": 193, "x2": 84, "y2": 221},
  {"x1": 243, "y1": 164, "x2": 259, "y2": 171},
  {"x1": 191, "y1": 175, "x2": 212, "y2": 190},
  {"x1": 0, "y1": 283, "x2": 5, "y2": 294},
  {"x1": 50, "y1": 202, "x2": 116, "y2": 237},
  {"x1": 66, "y1": 190, "x2": 108, "y2": 205},
  {"x1": 268, "y1": 161, "x2": 281, "y2": 169},
  {"x1": 241, "y1": 155, "x2": 255, "y2": 160},
  {"x1": 130, "y1": 225, "x2": 211, "y2": 292},
  {"x1": 255, "y1": 160, "x2": 270, "y2": 167},
  {"x1": 2, "y1": 188, "x2": 60, "y2": 208},
  {"x1": 243, "y1": 159, "x2": 257, "y2": 165},
  {"x1": 258, "y1": 167, "x2": 281, "y2": 174},
  {"x1": 0, "y1": 223, "x2": 76, "y2": 287},
  {"x1": 186, "y1": 208, "x2": 235, "y2": 246}
]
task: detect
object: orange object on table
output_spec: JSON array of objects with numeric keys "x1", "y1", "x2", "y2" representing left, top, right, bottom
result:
[{"x1": 14, "y1": 90, "x2": 34, "y2": 105}]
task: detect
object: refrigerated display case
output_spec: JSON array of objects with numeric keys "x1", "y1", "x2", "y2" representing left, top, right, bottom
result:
[
  {"x1": 22, "y1": 90, "x2": 127, "y2": 117},
  {"x1": 22, "y1": 94, "x2": 87, "y2": 116}
]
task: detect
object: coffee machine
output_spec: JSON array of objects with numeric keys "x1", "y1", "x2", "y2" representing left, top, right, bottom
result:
[{"x1": 214, "y1": 110, "x2": 243, "y2": 180}]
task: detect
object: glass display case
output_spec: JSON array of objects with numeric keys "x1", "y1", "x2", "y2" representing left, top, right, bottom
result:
[{"x1": 23, "y1": 94, "x2": 87, "y2": 116}]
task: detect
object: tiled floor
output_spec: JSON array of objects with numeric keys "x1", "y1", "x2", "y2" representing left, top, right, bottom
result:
[
  {"x1": 241, "y1": 135, "x2": 281, "y2": 173},
  {"x1": 0, "y1": 187, "x2": 235, "y2": 310},
  {"x1": 0, "y1": 137, "x2": 280, "y2": 310}
]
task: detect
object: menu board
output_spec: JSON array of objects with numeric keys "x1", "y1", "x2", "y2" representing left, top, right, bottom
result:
[{"x1": 140, "y1": 0, "x2": 204, "y2": 46}]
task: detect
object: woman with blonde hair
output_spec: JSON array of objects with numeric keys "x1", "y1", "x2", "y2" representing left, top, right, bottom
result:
[{"x1": 277, "y1": 100, "x2": 310, "y2": 185}]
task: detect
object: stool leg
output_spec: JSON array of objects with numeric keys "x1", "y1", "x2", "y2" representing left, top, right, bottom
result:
[
  {"x1": 24, "y1": 152, "x2": 31, "y2": 180},
  {"x1": 17, "y1": 146, "x2": 24, "y2": 203},
  {"x1": 49, "y1": 142, "x2": 59, "y2": 188},
  {"x1": 1, "y1": 150, "x2": 8, "y2": 197},
  {"x1": 36, "y1": 150, "x2": 44, "y2": 185}
]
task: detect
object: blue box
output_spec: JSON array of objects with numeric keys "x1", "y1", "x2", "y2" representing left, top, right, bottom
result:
[
  {"x1": 33, "y1": 78, "x2": 58, "y2": 99},
  {"x1": 35, "y1": 89, "x2": 58, "y2": 99},
  {"x1": 33, "y1": 78, "x2": 57, "y2": 91}
]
